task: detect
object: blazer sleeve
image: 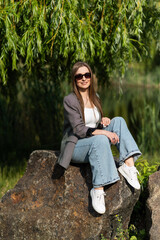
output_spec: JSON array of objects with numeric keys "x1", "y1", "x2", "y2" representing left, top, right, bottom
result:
[{"x1": 64, "y1": 95, "x2": 96, "y2": 138}]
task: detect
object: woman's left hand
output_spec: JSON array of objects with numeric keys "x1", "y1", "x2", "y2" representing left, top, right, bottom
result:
[{"x1": 101, "y1": 117, "x2": 111, "y2": 127}]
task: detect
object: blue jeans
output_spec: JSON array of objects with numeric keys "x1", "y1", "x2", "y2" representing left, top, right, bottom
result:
[{"x1": 71, "y1": 117, "x2": 141, "y2": 188}]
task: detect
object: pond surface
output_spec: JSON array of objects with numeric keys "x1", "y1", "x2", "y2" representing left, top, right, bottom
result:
[
  {"x1": 0, "y1": 84, "x2": 160, "y2": 166},
  {"x1": 99, "y1": 84, "x2": 160, "y2": 155}
]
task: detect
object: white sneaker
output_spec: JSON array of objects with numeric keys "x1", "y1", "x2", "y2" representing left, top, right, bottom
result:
[
  {"x1": 90, "y1": 188, "x2": 106, "y2": 214},
  {"x1": 118, "y1": 164, "x2": 140, "y2": 190}
]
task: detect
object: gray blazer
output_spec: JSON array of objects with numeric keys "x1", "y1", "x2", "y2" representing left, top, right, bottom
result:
[{"x1": 58, "y1": 92, "x2": 91, "y2": 169}]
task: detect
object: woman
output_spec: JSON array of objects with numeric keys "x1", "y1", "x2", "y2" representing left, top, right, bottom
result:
[{"x1": 52, "y1": 61, "x2": 141, "y2": 214}]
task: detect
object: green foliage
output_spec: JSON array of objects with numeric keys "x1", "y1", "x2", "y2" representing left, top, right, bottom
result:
[
  {"x1": 0, "y1": 160, "x2": 27, "y2": 199},
  {"x1": 114, "y1": 215, "x2": 130, "y2": 239},
  {"x1": 1, "y1": 1, "x2": 160, "y2": 164},
  {"x1": 130, "y1": 156, "x2": 159, "y2": 239},
  {"x1": 101, "y1": 214, "x2": 146, "y2": 240},
  {"x1": 0, "y1": 0, "x2": 160, "y2": 84},
  {"x1": 136, "y1": 157, "x2": 159, "y2": 190},
  {"x1": 129, "y1": 225, "x2": 146, "y2": 240}
]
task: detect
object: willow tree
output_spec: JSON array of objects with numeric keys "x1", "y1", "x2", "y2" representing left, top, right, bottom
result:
[
  {"x1": 0, "y1": 0, "x2": 160, "y2": 163},
  {"x1": 0, "y1": 0, "x2": 160, "y2": 84}
]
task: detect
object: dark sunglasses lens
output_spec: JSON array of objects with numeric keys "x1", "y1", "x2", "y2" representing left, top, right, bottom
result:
[
  {"x1": 75, "y1": 72, "x2": 91, "y2": 81},
  {"x1": 75, "y1": 74, "x2": 83, "y2": 80},
  {"x1": 84, "y1": 73, "x2": 91, "y2": 79}
]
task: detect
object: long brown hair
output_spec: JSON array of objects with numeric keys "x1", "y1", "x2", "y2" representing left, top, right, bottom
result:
[{"x1": 71, "y1": 61, "x2": 103, "y2": 121}]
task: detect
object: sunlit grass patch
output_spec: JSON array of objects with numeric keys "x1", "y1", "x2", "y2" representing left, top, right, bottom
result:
[{"x1": 0, "y1": 161, "x2": 27, "y2": 199}]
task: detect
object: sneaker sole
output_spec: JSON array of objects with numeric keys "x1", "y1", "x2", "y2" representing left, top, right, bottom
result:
[{"x1": 118, "y1": 167, "x2": 140, "y2": 190}]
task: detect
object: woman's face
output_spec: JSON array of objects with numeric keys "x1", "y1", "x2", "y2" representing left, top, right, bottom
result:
[{"x1": 74, "y1": 66, "x2": 91, "y2": 91}]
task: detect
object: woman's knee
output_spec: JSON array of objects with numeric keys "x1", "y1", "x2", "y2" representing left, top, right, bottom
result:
[
  {"x1": 92, "y1": 135, "x2": 110, "y2": 147},
  {"x1": 112, "y1": 116, "x2": 126, "y2": 124}
]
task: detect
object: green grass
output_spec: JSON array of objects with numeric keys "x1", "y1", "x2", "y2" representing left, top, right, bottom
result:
[{"x1": 0, "y1": 161, "x2": 27, "y2": 199}]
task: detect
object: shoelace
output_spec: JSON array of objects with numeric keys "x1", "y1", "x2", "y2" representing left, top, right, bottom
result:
[
  {"x1": 96, "y1": 192, "x2": 106, "y2": 202},
  {"x1": 130, "y1": 168, "x2": 139, "y2": 180}
]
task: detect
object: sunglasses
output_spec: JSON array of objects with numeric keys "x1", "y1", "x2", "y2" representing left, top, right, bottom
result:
[{"x1": 74, "y1": 72, "x2": 91, "y2": 81}]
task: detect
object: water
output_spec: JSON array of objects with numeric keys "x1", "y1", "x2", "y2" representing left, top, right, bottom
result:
[
  {"x1": 100, "y1": 84, "x2": 160, "y2": 154},
  {"x1": 0, "y1": 84, "x2": 160, "y2": 166}
]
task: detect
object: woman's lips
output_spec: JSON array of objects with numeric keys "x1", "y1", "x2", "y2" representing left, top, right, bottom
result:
[{"x1": 81, "y1": 82, "x2": 89, "y2": 85}]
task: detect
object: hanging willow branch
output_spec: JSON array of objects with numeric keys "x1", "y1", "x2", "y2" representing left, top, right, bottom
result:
[
  {"x1": 0, "y1": 0, "x2": 160, "y2": 84},
  {"x1": 48, "y1": 0, "x2": 64, "y2": 56}
]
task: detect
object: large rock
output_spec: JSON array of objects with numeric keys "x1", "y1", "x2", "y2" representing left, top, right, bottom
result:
[
  {"x1": 146, "y1": 171, "x2": 160, "y2": 240},
  {"x1": 0, "y1": 150, "x2": 140, "y2": 240}
]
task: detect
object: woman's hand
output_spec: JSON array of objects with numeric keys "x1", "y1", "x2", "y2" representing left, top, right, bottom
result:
[
  {"x1": 101, "y1": 117, "x2": 111, "y2": 127},
  {"x1": 92, "y1": 129, "x2": 119, "y2": 144},
  {"x1": 104, "y1": 131, "x2": 119, "y2": 144}
]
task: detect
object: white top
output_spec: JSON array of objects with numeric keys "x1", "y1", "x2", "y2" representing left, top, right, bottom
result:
[{"x1": 84, "y1": 107, "x2": 101, "y2": 128}]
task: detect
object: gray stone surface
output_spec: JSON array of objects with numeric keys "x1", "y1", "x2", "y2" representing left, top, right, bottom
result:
[
  {"x1": 146, "y1": 171, "x2": 160, "y2": 240},
  {"x1": 0, "y1": 150, "x2": 140, "y2": 240}
]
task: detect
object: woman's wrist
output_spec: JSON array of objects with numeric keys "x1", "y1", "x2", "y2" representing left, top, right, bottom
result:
[{"x1": 92, "y1": 129, "x2": 107, "y2": 136}]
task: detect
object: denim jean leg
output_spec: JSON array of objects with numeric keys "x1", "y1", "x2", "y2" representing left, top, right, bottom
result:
[
  {"x1": 72, "y1": 135, "x2": 120, "y2": 188},
  {"x1": 104, "y1": 117, "x2": 142, "y2": 165}
]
